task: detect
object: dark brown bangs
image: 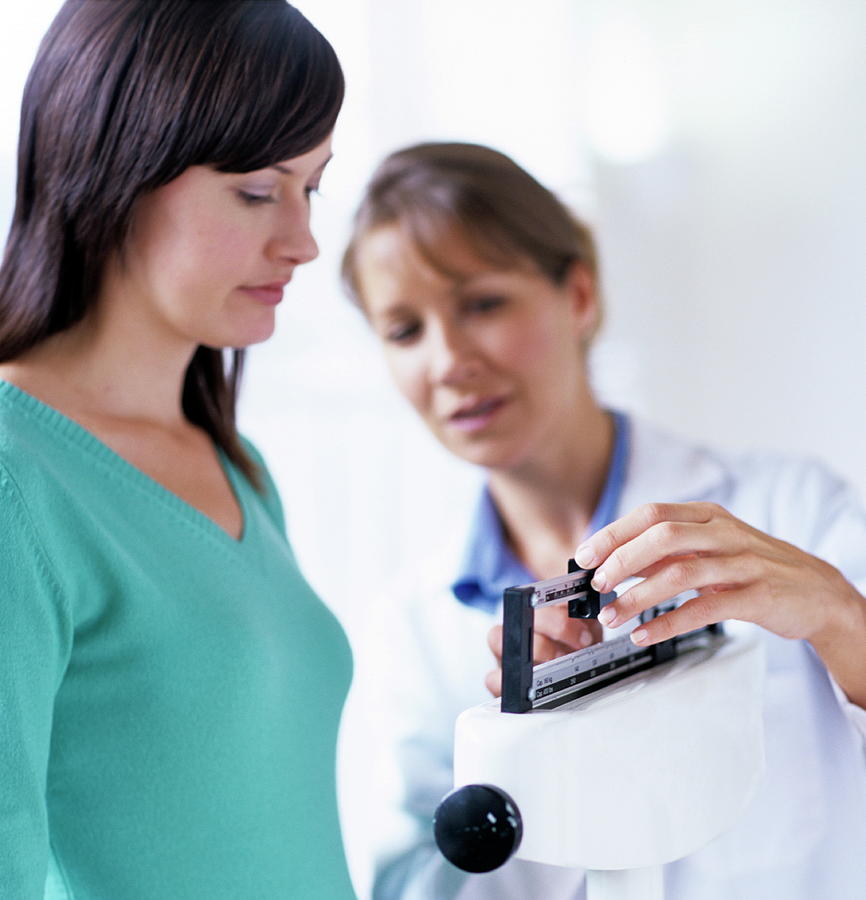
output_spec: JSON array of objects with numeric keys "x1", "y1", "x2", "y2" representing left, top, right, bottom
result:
[
  {"x1": 98, "y1": 1, "x2": 343, "y2": 183},
  {"x1": 179, "y1": 4, "x2": 343, "y2": 173}
]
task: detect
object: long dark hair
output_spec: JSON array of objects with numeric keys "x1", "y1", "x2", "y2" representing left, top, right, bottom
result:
[
  {"x1": 0, "y1": 0, "x2": 344, "y2": 485},
  {"x1": 342, "y1": 142, "x2": 601, "y2": 338}
]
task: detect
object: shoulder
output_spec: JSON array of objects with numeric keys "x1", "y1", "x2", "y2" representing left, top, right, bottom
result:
[
  {"x1": 0, "y1": 392, "x2": 76, "y2": 519},
  {"x1": 727, "y1": 450, "x2": 863, "y2": 556},
  {"x1": 0, "y1": 382, "x2": 99, "y2": 500},
  {"x1": 0, "y1": 385, "x2": 54, "y2": 464},
  {"x1": 623, "y1": 417, "x2": 731, "y2": 505},
  {"x1": 624, "y1": 415, "x2": 859, "y2": 544}
]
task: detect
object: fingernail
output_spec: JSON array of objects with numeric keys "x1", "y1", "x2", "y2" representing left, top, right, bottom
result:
[
  {"x1": 574, "y1": 545, "x2": 596, "y2": 569},
  {"x1": 591, "y1": 570, "x2": 608, "y2": 593},
  {"x1": 579, "y1": 630, "x2": 595, "y2": 648},
  {"x1": 598, "y1": 606, "x2": 616, "y2": 627},
  {"x1": 630, "y1": 628, "x2": 648, "y2": 646}
]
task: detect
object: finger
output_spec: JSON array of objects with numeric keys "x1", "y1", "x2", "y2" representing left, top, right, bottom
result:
[
  {"x1": 533, "y1": 633, "x2": 587, "y2": 663},
  {"x1": 485, "y1": 668, "x2": 502, "y2": 697},
  {"x1": 489, "y1": 615, "x2": 601, "y2": 669},
  {"x1": 632, "y1": 554, "x2": 698, "y2": 580},
  {"x1": 599, "y1": 553, "x2": 758, "y2": 628},
  {"x1": 591, "y1": 518, "x2": 747, "y2": 595},
  {"x1": 533, "y1": 606, "x2": 602, "y2": 651},
  {"x1": 487, "y1": 624, "x2": 503, "y2": 663},
  {"x1": 575, "y1": 502, "x2": 725, "y2": 572},
  {"x1": 628, "y1": 588, "x2": 756, "y2": 647}
]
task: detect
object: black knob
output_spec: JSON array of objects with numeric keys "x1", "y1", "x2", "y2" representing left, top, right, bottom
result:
[{"x1": 433, "y1": 783, "x2": 523, "y2": 873}]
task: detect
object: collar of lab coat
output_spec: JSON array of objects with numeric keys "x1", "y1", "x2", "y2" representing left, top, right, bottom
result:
[{"x1": 437, "y1": 415, "x2": 733, "y2": 594}]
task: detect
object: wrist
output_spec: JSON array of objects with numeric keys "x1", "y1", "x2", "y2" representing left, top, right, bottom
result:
[
  {"x1": 810, "y1": 573, "x2": 859, "y2": 645},
  {"x1": 808, "y1": 577, "x2": 866, "y2": 708}
]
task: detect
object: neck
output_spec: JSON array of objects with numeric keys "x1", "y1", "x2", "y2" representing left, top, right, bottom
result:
[
  {"x1": 0, "y1": 290, "x2": 196, "y2": 428},
  {"x1": 487, "y1": 402, "x2": 615, "y2": 579}
]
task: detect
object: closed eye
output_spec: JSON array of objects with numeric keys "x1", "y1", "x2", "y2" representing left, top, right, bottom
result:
[
  {"x1": 464, "y1": 295, "x2": 506, "y2": 314},
  {"x1": 237, "y1": 190, "x2": 277, "y2": 206},
  {"x1": 385, "y1": 319, "x2": 422, "y2": 344}
]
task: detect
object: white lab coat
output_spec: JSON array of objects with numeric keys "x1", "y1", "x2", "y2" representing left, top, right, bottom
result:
[{"x1": 341, "y1": 418, "x2": 866, "y2": 899}]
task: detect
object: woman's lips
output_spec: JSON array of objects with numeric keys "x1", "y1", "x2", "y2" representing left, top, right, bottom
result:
[
  {"x1": 238, "y1": 283, "x2": 286, "y2": 305},
  {"x1": 448, "y1": 397, "x2": 508, "y2": 433}
]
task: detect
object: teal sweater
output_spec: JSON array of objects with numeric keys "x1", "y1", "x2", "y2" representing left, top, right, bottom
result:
[{"x1": 0, "y1": 382, "x2": 355, "y2": 898}]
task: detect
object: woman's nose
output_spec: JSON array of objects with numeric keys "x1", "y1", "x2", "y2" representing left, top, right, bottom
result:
[
  {"x1": 270, "y1": 203, "x2": 319, "y2": 266},
  {"x1": 429, "y1": 322, "x2": 481, "y2": 384}
]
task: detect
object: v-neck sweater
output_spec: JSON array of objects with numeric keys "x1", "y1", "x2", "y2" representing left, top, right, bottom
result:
[{"x1": 0, "y1": 382, "x2": 354, "y2": 899}]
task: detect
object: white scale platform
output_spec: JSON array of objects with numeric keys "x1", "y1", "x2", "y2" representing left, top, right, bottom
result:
[{"x1": 451, "y1": 628, "x2": 765, "y2": 899}]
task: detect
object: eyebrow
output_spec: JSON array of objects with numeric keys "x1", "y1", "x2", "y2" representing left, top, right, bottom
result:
[
  {"x1": 371, "y1": 301, "x2": 409, "y2": 320},
  {"x1": 452, "y1": 273, "x2": 507, "y2": 290},
  {"x1": 270, "y1": 154, "x2": 334, "y2": 176}
]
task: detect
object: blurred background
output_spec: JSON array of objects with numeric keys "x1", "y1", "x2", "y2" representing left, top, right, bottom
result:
[
  {"x1": 3, "y1": 1, "x2": 865, "y2": 893},
  {"x1": 4, "y1": 1, "x2": 865, "y2": 638}
]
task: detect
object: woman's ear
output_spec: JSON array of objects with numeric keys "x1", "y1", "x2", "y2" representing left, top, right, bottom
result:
[{"x1": 564, "y1": 261, "x2": 600, "y2": 342}]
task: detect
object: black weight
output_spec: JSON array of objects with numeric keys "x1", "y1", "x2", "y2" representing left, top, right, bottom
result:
[{"x1": 433, "y1": 783, "x2": 523, "y2": 873}]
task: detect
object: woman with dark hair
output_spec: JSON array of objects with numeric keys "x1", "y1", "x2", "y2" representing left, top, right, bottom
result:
[
  {"x1": 0, "y1": 2, "x2": 354, "y2": 897},
  {"x1": 341, "y1": 142, "x2": 866, "y2": 899}
]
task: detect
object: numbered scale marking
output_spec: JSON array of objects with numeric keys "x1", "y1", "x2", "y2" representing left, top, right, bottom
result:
[{"x1": 500, "y1": 561, "x2": 723, "y2": 713}]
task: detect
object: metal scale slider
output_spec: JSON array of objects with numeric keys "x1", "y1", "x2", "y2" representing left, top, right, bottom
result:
[{"x1": 501, "y1": 560, "x2": 723, "y2": 713}]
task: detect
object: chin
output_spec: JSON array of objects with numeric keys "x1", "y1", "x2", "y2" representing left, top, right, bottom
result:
[
  {"x1": 203, "y1": 317, "x2": 277, "y2": 349},
  {"x1": 440, "y1": 434, "x2": 527, "y2": 472},
  {"x1": 237, "y1": 327, "x2": 277, "y2": 348}
]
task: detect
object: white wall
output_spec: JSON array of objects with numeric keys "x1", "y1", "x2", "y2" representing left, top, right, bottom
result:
[
  {"x1": 4, "y1": 0, "x2": 866, "y2": 637},
  {"x1": 4, "y1": 1, "x2": 864, "y2": 634},
  {"x1": 247, "y1": 0, "x2": 866, "y2": 637},
  {"x1": 3, "y1": 2, "x2": 865, "y2": 894}
]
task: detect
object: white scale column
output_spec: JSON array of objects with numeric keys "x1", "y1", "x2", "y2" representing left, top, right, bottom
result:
[{"x1": 449, "y1": 627, "x2": 765, "y2": 900}]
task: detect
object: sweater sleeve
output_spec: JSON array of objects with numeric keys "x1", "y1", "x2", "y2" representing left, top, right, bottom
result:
[{"x1": 0, "y1": 465, "x2": 72, "y2": 898}]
